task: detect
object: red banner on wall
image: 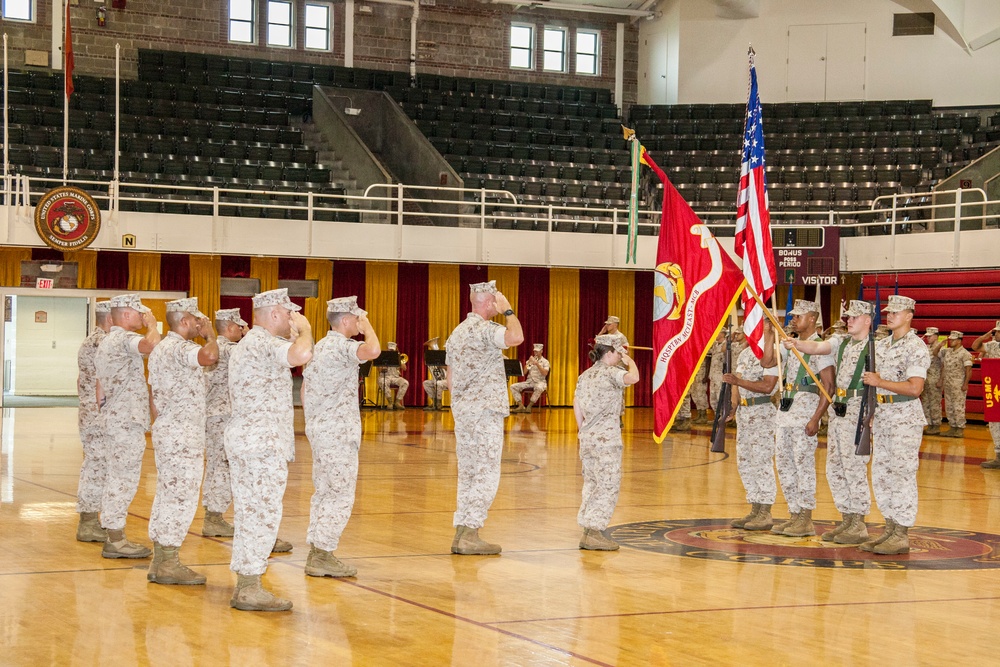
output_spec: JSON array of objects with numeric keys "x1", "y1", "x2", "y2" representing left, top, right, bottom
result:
[{"x1": 983, "y1": 359, "x2": 1000, "y2": 422}]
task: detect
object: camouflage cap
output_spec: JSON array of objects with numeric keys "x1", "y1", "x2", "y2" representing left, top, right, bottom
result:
[
  {"x1": 109, "y1": 293, "x2": 151, "y2": 314},
  {"x1": 595, "y1": 334, "x2": 626, "y2": 353},
  {"x1": 253, "y1": 288, "x2": 302, "y2": 311},
  {"x1": 215, "y1": 308, "x2": 248, "y2": 327},
  {"x1": 605, "y1": 315, "x2": 620, "y2": 324},
  {"x1": 326, "y1": 295, "x2": 366, "y2": 316},
  {"x1": 387, "y1": 342, "x2": 397, "y2": 350},
  {"x1": 923, "y1": 327, "x2": 939, "y2": 336},
  {"x1": 949, "y1": 330, "x2": 964, "y2": 340},
  {"x1": 94, "y1": 300, "x2": 111, "y2": 314},
  {"x1": 994, "y1": 321, "x2": 1000, "y2": 332},
  {"x1": 788, "y1": 299, "x2": 820, "y2": 316},
  {"x1": 881, "y1": 294, "x2": 916, "y2": 313},
  {"x1": 166, "y1": 297, "x2": 207, "y2": 319},
  {"x1": 470, "y1": 280, "x2": 498, "y2": 294},
  {"x1": 843, "y1": 300, "x2": 874, "y2": 318},
  {"x1": 533, "y1": 343, "x2": 544, "y2": 351}
]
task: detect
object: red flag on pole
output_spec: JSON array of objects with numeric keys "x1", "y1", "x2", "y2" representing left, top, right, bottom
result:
[
  {"x1": 64, "y1": 1, "x2": 75, "y2": 98},
  {"x1": 983, "y1": 359, "x2": 1000, "y2": 422},
  {"x1": 644, "y1": 148, "x2": 746, "y2": 443},
  {"x1": 734, "y1": 49, "x2": 776, "y2": 359}
]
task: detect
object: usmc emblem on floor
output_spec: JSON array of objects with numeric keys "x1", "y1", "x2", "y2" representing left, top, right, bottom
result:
[{"x1": 34, "y1": 186, "x2": 102, "y2": 251}]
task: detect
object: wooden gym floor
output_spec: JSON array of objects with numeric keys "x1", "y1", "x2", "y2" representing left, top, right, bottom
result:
[{"x1": 1, "y1": 405, "x2": 998, "y2": 665}]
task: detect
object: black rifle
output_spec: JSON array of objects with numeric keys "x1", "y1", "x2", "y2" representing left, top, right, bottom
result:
[
  {"x1": 710, "y1": 329, "x2": 733, "y2": 453},
  {"x1": 855, "y1": 315, "x2": 876, "y2": 456}
]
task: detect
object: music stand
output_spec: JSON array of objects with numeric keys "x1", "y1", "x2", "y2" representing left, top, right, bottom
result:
[
  {"x1": 359, "y1": 361, "x2": 376, "y2": 408},
  {"x1": 425, "y1": 349, "x2": 447, "y2": 367},
  {"x1": 373, "y1": 350, "x2": 401, "y2": 408},
  {"x1": 504, "y1": 359, "x2": 523, "y2": 377}
]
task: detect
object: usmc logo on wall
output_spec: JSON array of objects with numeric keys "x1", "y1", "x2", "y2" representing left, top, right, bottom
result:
[{"x1": 34, "y1": 186, "x2": 102, "y2": 251}]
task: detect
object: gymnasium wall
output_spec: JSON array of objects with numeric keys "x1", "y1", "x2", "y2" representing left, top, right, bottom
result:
[
  {"x1": 2, "y1": 0, "x2": 638, "y2": 102},
  {"x1": 640, "y1": 0, "x2": 1000, "y2": 107}
]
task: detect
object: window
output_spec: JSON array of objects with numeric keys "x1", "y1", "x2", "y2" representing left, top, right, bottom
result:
[
  {"x1": 304, "y1": 3, "x2": 331, "y2": 51},
  {"x1": 2, "y1": 0, "x2": 34, "y2": 22},
  {"x1": 510, "y1": 24, "x2": 533, "y2": 70},
  {"x1": 543, "y1": 27, "x2": 567, "y2": 72},
  {"x1": 267, "y1": 0, "x2": 293, "y2": 48},
  {"x1": 576, "y1": 29, "x2": 599, "y2": 75},
  {"x1": 228, "y1": 0, "x2": 254, "y2": 44}
]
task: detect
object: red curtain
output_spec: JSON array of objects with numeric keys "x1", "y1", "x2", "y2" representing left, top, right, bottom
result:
[
  {"x1": 396, "y1": 262, "x2": 429, "y2": 406},
  {"x1": 221, "y1": 255, "x2": 251, "y2": 278},
  {"x1": 160, "y1": 253, "x2": 190, "y2": 292},
  {"x1": 332, "y1": 260, "x2": 367, "y2": 309},
  {"x1": 517, "y1": 266, "x2": 549, "y2": 366},
  {"x1": 96, "y1": 251, "x2": 128, "y2": 289},
  {"x1": 279, "y1": 257, "x2": 306, "y2": 280},
  {"x1": 578, "y1": 269, "x2": 609, "y2": 371},
  {"x1": 632, "y1": 270, "x2": 654, "y2": 407},
  {"x1": 32, "y1": 248, "x2": 63, "y2": 261},
  {"x1": 459, "y1": 265, "x2": 488, "y2": 293}
]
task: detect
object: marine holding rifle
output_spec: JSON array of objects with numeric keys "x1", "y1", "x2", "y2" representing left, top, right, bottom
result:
[
  {"x1": 771, "y1": 299, "x2": 836, "y2": 538},
  {"x1": 784, "y1": 300, "x2": 874, "y2": 545},
  {"x1": 858, "y1": 294, "x2": 930, "y2": 555}
]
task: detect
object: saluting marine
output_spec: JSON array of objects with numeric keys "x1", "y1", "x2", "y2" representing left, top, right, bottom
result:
[{"x1": 75, "y1": 300, "x2": 112, "y2": 544}]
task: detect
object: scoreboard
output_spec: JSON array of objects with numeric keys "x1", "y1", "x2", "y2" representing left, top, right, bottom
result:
[{"x1": 773, "y1": 226, "x2": 840, "y2": 286}]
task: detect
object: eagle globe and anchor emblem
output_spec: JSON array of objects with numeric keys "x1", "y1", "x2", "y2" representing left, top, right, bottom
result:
[
  {"x1": 33, "y1": 186, "x2": 102, "y2": 251},
  {"x1": 653, "y1": 262, "x2": 685, "y2": 322}
]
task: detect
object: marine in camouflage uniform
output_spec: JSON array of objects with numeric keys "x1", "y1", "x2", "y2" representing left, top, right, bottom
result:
[
  {"x1": 724, "y1": 322, "x2": 779, "y2": 532},
  {"x1": 75, "y1": 300, "x2": 112, "y2": 543},
  {"x1": 690, "y1": 363, "x2": 710, "y2": 424},
  {"x1": 574, "y1": 334, "x2": 640, "y2": 551},
  {"x1": 302, "y1": 296, "x2": 380, "y2": 578},
  {"x1": 860, "y1": 294, "x2": 930, "y2": 555},
  {"x1": 422, "y1": 337, "x2": 448, "y2": 410},
  {"x1": 773, "y1": 299, "x2": 835, "y2": 538},
  {"x1": 446, "y1": 280, "x2": 523, "y2": 555},
  {"x1": 920, "y1": 327, "x2": 944, "y2": 434},
  {"x1": 939, "y1": 331, "x2": 972, "y2": 437},
  {"x1": 94, "y1": 294, "x2": 161, "y2": 559},
  {"x1": 973, "y1": 323, "x2": 1000, "y2": 468},
  {"x1": 147, "y1": 298, "x2": 219, "y2": 585},
  {"x1": 201, "y1": 308, "x2": 248, "y2": 538},
  {"x1": 709, "y1": 332, "x2": 749, "y2": 413},
  {"x1": 226, "y1": 288, "x2": 313, "y2": 612},
  {"x1": 511, "y1": 343, "x2": 549, "y2": 413},
  {"x1": 379, "y1": 342, "x2": 409, "y2": 409}
]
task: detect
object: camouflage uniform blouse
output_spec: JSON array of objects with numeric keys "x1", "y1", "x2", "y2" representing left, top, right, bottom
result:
[
  {"x1": 303, "y1": 331, "x2": 363, "y2": 445},
  {"x1": 525, "y1": 356, "x2": 550, "y2": 383},
  {"x1": 574, "y1": 361, "x2": 627, "y2": 445},
  {"x1": 876, "y1": 330, "x2": 930, "y2": 426},
  {"x1": 77, "y1": 327, "x2": 107, "y2": 430},
  {"x1": 735, "y1": 346, "x2": 779, "y2": 400},
  {"x1": 148, "y1": 331, "x2": 206, "y2": 423},
  {"x1": 94, "y1": 326, "x2": 150, "y2": 431},
  {"x1": 446, "y1": 313, "x2": 510, "y2": 417},
  {"x1": 205, "y1": 336, "x2": 237, "y2": 418}
]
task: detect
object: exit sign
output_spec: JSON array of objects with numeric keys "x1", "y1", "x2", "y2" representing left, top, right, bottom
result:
[{"x1": 35, "y1": 277, "x2": 54, "y2": 289}]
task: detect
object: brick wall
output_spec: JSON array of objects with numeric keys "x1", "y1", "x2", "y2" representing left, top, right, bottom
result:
[{"x1": 0, "y1": 0, "x2": 637, "y2": 102}]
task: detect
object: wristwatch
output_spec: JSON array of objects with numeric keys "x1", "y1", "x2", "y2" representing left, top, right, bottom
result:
[{"x1": 503, "y1": 309, "x2": 514, "y2": 317}]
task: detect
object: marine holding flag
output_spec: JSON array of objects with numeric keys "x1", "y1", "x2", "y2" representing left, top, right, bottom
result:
[{"x1": 626, "y1": 134, "x2": 745, "y2": 443}]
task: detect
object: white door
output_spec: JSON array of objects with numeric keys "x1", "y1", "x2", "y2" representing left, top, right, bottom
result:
[
  {"x1": 787, "y1": 24, "x2": 828, "y2": 102},
  {"x1": 640, "y1": 29, "x2": 669, "y2": 105},
  {"x1": 11, "y1": 296, "x2": 89, "y2": 396},
  {"x1": 787, "y1": 23, "x2": 866, "y2": 101}
]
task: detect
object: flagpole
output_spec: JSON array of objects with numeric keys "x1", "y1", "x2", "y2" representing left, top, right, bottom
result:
[
  {"x1": 746, "y1": 283, "x2": 834, "y2": 404},
  {"x1": 3, "y1": 34, "x2": 8, "y2": 187},
  {"x1": 771, "y1": 292, "x2": 784, "y2": 390},
  {"x1": 113, "y1": 42, "x2": 120, "y2": 211},
  {"x1": 62, "y1": 0, "x2": 69, "y2": 185}
]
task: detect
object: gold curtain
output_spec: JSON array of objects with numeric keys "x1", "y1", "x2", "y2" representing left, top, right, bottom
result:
[
  {"x1": 488, "y1": 265, "x2": 519, "y2": 358},
  {"x1": 63, "y1": 249, "x2": 97, "y2": 289},
  {"x1": 189, "y1": 254, "x2": 221, "y2": 319},
  {"x1": 127, "y1": 252, "x2": 160, "y2": 291},
  {"x1": 0, "y1": 247, "x2": 31, "y2": 287},
  {"x1": 364, "y1": 261, "x2": 398, "y2": 399},
  {"x1": 608, "y1": 270, "x2": 637, "y2": 406},
  {"x1": 547, "y1": 268, "x2": 579, "y2": 406},
  {"x1": 305, "y1": 258, "x2": 333, "y2": 337},
  {"x1": 250, "y1": 256, "x2": 279, "y2": 293},
  {"x1": 428, "y1": 264, "x2": 460, "y2": 407}
]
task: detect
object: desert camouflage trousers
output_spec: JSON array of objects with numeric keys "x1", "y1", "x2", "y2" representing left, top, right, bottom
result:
[
  {"x1": 100, "y1": 424, "x2": 148, "y2": 531},
  {"x1": 735, "y1": 404, "x2": 777, "y2": 505},
  {"x1": 991, "y1": 422, "x2": 1000, "y2": 453},
  {"x1": 423, "y1": 379, "x2": 447, "y2": 401},
  {"x1": 921, "y1": 370, "x2": 942, "y2": 426},
  {"x1": 307, "y1": 437, "x2": 359, "y2": 552},
  {"x1": 577, "y1": 442, "x2": 623, "y2": 530},
  {"x1": 76, "y1": 426, "x2": 108, "y2": 513},
  {"x1": 453, "y1": 410, "x2": 504, "y2": 529},
  {"x1": 510, "y1": 381, "x2": 547, "y2": 405},
  {"x1": 827, "y1": 407, "x2": 871, "y2": 515},
  {"x1": 691, "y1": 365, "x2": 709, "y2": 410},
  {"x1": 380, "y1": 376, "x2": 409, "y2": 403},
  {"x1": 148, "y1": 424, "x2": 205, "y2": 547},
  {"x1": 229, "y1": 451, "x2": 289, "y2": 575},
  {"x1": 943, "y1": 376, "x2": 967, "y2": 428},
  {"x1": 203, "y1": 415, "x2": 233, "y2": 513},
  {"x1": 775, "y1": 395, "x2": 819, "y2": 513},
  {"x1": 871, "y1": 408, "x2": 922, "y2": 527},
  {"x1": 677, "y1": 395, "x2": 691, "y2": 420}
]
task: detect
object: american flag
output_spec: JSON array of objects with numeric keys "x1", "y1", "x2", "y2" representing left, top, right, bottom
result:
[{"x1": 734, "y1": 50, "x2": 776, "y2": 359}]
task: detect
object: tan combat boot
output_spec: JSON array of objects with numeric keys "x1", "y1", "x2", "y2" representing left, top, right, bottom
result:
[
  {"x1": 395, "y1": 399, "x2": 405, "y2": 410},
  {"x1": 874, "y1": 523, "x2": 910, "y2": 555},
  {"x1": 511, "y1": 403, "x2": 526, "y2": 413},
  {"x1": 945, "y1": 427, "x2": 965, "y2": 439},
  {"x1": 305, "y1": 545, "x2": 358, "y2": 578},
  {"x1": 771, "y1": 511, "x2": 798, "y2": 535},
  {"x1": 731, "y1": 503, "x2": 759, "y2": 528},
  {"x1": 451, "y1": 526, "x2": 501, "y2": 555},
  {"x1": 76, "y1": 512, "x2": 107, "y2": 543},
  {"x1": 744, "y1": 504, "x2": 774, "y2": 531},
  {"x1": 924, "y1": 424, "x2": 941, "y2": 435},
  {"x1": 982, "y1": 453, "x2": 1000, "y2": 469},
  {"x1": 834, "y1": 514, "x2": 870, "y2": 545},
  {"x1": 579, "y1": 528, "x2": 620, "y2": 551},
  {"x1": 102, "y1": 529, "x2": 152, "y2": 559},
  {"x1": 782, "y1": 508, "x2": 815, "y2": 537},
  {"x1": 271, "y1": 538, "x2": 293, "y2": 553},
  {"x1": 692, "y1": 410, "x2": 707, "y2": 425},
  {"x1": 822, "y1": 514, "x2": 851, "y2": 542},
  {"x1": 202, "y1": 511, "x2": 235, "y2": 537},
  {"x1": 147, "y1": 543, "x2": 206, "y2": 585},
  {"x1": 858, "y1": 519, "x2": 896, "y2": 552},
  {"x1": 230, "y1": 574, "x2": 293, "y2": 612},
  {"x1": 673, "y1": 417, "x2": 692, "y2": 432}
]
